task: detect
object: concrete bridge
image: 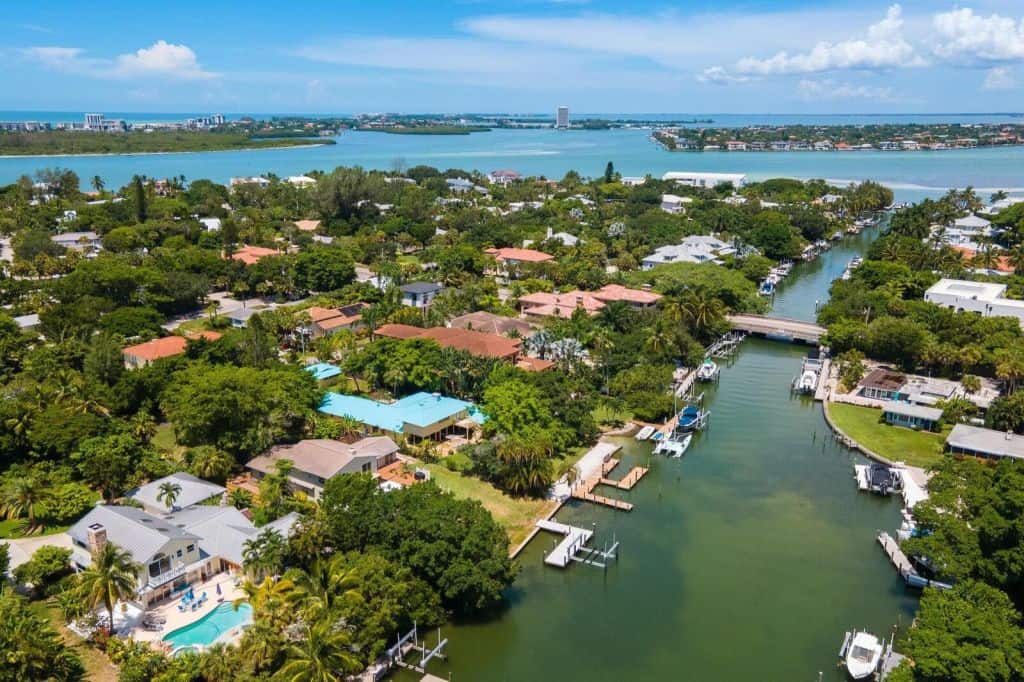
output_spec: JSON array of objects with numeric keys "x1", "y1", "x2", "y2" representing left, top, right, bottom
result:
[{"x1": 726, "y1": 314, "x2": 826, "y2": 344}]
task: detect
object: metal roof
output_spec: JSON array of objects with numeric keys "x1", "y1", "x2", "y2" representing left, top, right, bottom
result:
[{"x1": 946, "y1": 424, "x2": 1024, "y2": 460}]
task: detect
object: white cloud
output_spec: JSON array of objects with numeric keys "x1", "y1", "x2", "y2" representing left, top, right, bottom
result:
[
  {"x1": 796, "y1": 78, "x2": 894, "y2": 101},
  {"x1": 982, "y1": 66, "x2": 1017, "y2": 91},
  {"x1": 932, "y1": 9, "x2": 1024, "y2": 64},
  {"x1": 734, "y1": 5, "x2": 924, "y2": 75},
  {"x1": 697, "y1": 66, "x2": 751, "y2": 85},
  {"x1": 21, "y1": 41, "x2": 216, "y2": 80}
]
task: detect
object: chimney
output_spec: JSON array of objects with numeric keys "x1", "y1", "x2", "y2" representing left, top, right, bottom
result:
[{"x1": 86, "y1": 523, "x2": 107, "y2": 556}]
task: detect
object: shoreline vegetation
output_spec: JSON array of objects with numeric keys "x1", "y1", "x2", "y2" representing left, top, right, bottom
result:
[
  {"x1": 0, "y1": 130, "x2": 333, "y2": 157},
  {"x1": 358, "y1": 125, "x2": 491, "y2": 135},
  {"x1": 653, "y1": 122, "x2": 1024, "y2": 153}
]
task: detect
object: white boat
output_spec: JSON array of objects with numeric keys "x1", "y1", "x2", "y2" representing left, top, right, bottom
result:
[
  {"x1": 853, "y1": 463, "x2": 903, "y2": 495},
  {"x1": 635, "y1": 425, "x2": 656, "y2": 441},
  {"x1": 795, "y1": 368, "x2": 818, "y2": 393},
  {"x1": 842, "y1": 631, "x2": 884, "y2": 680},
  {"x1": 654, "y1": 433, "x2": 691, "y2": 457},
  {"x1": 696, "y1": 359, "x2": 719, "y2": 382}
]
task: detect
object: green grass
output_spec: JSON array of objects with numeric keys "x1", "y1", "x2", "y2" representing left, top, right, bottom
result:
[
  {"x1": 0, "y1": 518, "x2": 69, "y2": 539},
  {"x1": 424, "y1": 464, "x2": 556, "y2": 549},
  {"x1": 152, "y1": 423, "x2": 178, "y2": 453},
  {"x1": 36, "y1": 602, "x2": 119, "y2": 682},
  {"x1": 592, "y1": 400, "x2": 634, "y2": 427},
  {"x1": 827, "y1": 402, "x2": 948, "y2": 468}
]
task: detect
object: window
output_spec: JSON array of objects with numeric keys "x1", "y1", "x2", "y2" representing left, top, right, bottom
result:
[
  {"x1": 176, "y1": 549, "x2": 183, "y2": 558},
  {"x1": 149, "y1": 555, "x2": 171, "y2": 578},
  {"x1": 186, "y1": 544, "x2": 195, "y2": 554},
  {"x1": 361, "y1": 462, "x2": 372, "y2": 473}
]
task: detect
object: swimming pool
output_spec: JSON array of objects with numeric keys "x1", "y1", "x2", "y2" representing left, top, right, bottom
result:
[{"x1": 162, "y1": 602, "x2": 252, "y2": 650}]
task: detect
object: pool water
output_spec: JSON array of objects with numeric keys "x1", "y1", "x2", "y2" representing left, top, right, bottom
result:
[{"x1": 162, "y1": 602, "x2": 252, "y2": 650}]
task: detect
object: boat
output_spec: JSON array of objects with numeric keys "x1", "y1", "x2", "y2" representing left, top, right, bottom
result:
[
  {"x1": 635, "y1": 425, "x2": 655, "y2": 441},
  {"x1": 853, "y1": 463, "x2": 904, "y2": 495},
  {"x1": 831, "y1": 230, "x2": 844, "y2": 241},
  {"x1": 676, "y1": 405, "x2": 707, "y2": 433},
  {"x1": 840, "y1": 630, "x2": 884, "y2": 680},
  {"x1": 792, "y1": 353, "x2": 822, "y2": 394},
  {"x1": 696, "y1": 358, "x2": 720, "y2": 382},
  {"x1": 654, "y1": 433, "x2": 691, "y2": 457},
  {"x1": 758, "y1": 279, "x2": 776, "y2": 296}
]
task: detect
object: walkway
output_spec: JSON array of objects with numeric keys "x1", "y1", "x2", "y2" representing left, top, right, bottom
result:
[{"x1": 726, "y1": 314, "x2": 825, "y2": 343}]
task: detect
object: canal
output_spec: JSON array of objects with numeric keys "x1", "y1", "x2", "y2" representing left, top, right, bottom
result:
[{"x1": 407, "y1": 225, "x2": 915, "y2": 681}]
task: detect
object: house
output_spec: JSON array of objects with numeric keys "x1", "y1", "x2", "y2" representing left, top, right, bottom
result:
[
  {"x1": 229, "y1": 176, "x2": 270, "y2": 188},
  {"x1": 515, "y1": 356, "x2": 556, "y2": 372},
  {"x1": 857, "y1": 368, "x2": 906, "y2": 401},
  {"x1": 449, "y1": 311, "x2": 533, "y2": 338},
  {"x1": 399, "y1": 282, "x2": 443, "y2": 308},
  {"x1": 294, "y1": 219, "x2": 321, "y2": 232},
  {"x1": 882, "y1": 403, "x2": 942, "y2": 431},
  {"x1": 305, "y1": 303, "x2": 368, "y2": 338},
  {"x1": 52, "y1": 231, "x2": 102, "y2": 256},
  {"x1": 446, "y1": 177, "x2": 474, "y2": 193},
  {"x1": 924, "y1": 279, "x2": 1024, "y2": 324},
  {"x1": 128, "y1": 473, "x2": 225, "y2": 514},
  {"x1": 286, "y1": 175, "x2": 316, "y2": 187},
  {"x1": 229, "y1": 245, "x2": 280, "y2": 265},
  {"x1": 541, "y1": 227, "x2": 579, "y2": 247},
  {"x1": 661, "y1": 171, "x2": 747, "y2": 188},
  {"x1": 198, "y1": 217, "x2": 221, "y2": 232},
  {"x1": 813, "y1": 140, "x2": 834, "y2": 151},
  {"x1": 318, "y1": 391, "x2": 486, "y2": 440},
  {"x1": 952, "y1": 214, "x2": 993, "y2": 234},
  {"x1": 67, "y1": 502, "x2": 298, "y2": 608},
  {"x1": 375, "y1": 324, "x2": 523, "y2": 361},
  {"x1": 621, "y1": 176, "x2": 647, "y2": 186},
  {"x1": 304, "y1": 362, "x2": 342, "y2": 381},
  {"x1": 660, "y1": 194, "x2": 692, "y2": 214},
  {"x1": 946, "y1": 424, "x2": 1024, "y2": 460},
  {"x1": 487, "y1": 169, "x2": 520, "y2": 185},
  {"x1": 485, "y1": 247, "x2": 554, "y2": 278},
  {"x1": 13, "y1": 313, "x2": 40, "y2": 332},
  {"x1": 122, "y1": 332, "x2": 223, "y2": 368},
  {"x1": 245, "y1": 436, "x2": 400, "y2": 499},
  {"x1": 726, "y1": 141, "x2": 748, "y2": 151},
  {"x1": 226, "y1": 307, "x2": 264, "y2": 329},
  {"x1": 641, "y1": 235, "x2": 734, "y2": 270},
  {"x1": 592, "y1": 284, "x2": 662, "y2": 310}
]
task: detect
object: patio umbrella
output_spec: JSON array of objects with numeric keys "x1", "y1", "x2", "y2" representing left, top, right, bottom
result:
[{"x1": 216, "y1": 583, "x2": 222, "y2": 596}]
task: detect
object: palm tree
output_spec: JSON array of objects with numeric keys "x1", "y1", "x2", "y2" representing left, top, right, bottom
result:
[
  {"x1": 972, "y1": 244, "x2": 999, "y2": 272},
  {"x1": 274, "y1": 619, "x2": 361, "y2": 682},
  {"x1": 1007, "y1": 244, "x2": 1024, "y2": 274},
  {"x1": 156, "y1": 481, "x2": 183, "y2": 511},
  {"x1": 188, "y1": 447, "x2": 235, "y2": 483},
  {"x1": 77, "y1": 543, "x2": 141, "y2": 633},
  {"x1": 234, "y1": 575, "x2": 296, "y2": 625},
  {"x1": 243, "y1": 528, "x2": 286, "y2": 579},
  {"x1": 289, "y1": 554, "x2": 363, "y2": 618},
  {"x1": 90, "y1": 175, "x2": 104, "y2": 193},
  {"x1": 1, "y1": 476, "x2": 49, "y2": 535}
]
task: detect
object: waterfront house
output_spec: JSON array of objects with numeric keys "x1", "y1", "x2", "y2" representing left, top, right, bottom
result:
[
  {"x1": 924, "y1": 278, "x2": 1024, "y2": 325},
  {"x1": 726, "y1": 141, "x2": 748, "y2": 151},
  {"x1": 245, "y1": 436, "x2": 400, "y2": 499},
  {"x1": 662, "y1": 171, "x2": 747, "y2": 187},
  {"x1": 305, "y1": 303, "x2": 368, "y2": 338},
  {"x1": 857, "y1": 369, "x2": 906, "y2": 401},
  {"x1": 446, "y1": 177, "x2": 474, "y2": 193},
  {"x1": 286, "y1": 175, "x2": 316, "y2": 187},
  {"x1": 882, "y1": 403, "x2": 942, "y2": 432},
  {"x1": 122, "y1": 332, "x2": 223, "y2": 369},
  {"x1": 318, "y1": 391, "x2": 486, "y2": 440},
  {"x1": 621, "y1": 176, "x2": 646, "y2": 187},
  {"x1": 375, "y1": 324, "x2": 523, "y2": 361},
  {"x1": 641, "y1": 235, "x2": 734, "y2": 270},
  {"x1": 67, "y1": 503, "x2": 298, "y2": 608},
  {"x1": 400, "y1": 282, "x2": 443, "y2": 308},
  {"x1": 946, "y1": 424, "x2": 1024, "y2": 460},
  {"x1": 226, "y1": 307, "x2": 263, "y2": 329},
  {"x1": 487, "y1": 169, "x2": 520, "y2": 185},
  {"x1": 128, "y1": 473, "x2": 225, "y2": 514}
]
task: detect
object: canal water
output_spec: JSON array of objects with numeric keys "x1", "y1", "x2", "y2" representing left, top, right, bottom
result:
[{"x1": 403, "y1": 226, "x2": 915, "y2": 681}]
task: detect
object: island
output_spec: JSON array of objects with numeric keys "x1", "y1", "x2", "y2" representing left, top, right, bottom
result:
[{"x1": 0, "y1": 129, "x2": 333, "y2": 156}]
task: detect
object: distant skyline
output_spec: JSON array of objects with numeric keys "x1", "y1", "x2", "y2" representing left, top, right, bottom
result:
[{"x1": 2, "y1": 1, "x2": 1024, "y2": 114}]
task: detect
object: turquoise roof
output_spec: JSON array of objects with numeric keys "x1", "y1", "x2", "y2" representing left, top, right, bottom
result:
[
  {"x1": 305, "y1": 362, "x2": 342, "y2": 381},
  {"x1": 318, "y1": 391, "x2": 486, "y2": 433}
]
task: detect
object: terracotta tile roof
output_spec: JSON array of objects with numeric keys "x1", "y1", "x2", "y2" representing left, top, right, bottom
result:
[
  {"x1": 229, "y1": 245, "x2": 280, "y2": 265},
  {"x1": 377, "y1": 460, "x2": 418, "y2": 487},
  {"x1": 953, "y1": 246, "x2": 1014, "y2": 273},
  {"x1": 519, "y1": 291, "x2": 605, "y2": 317},
  {"x1": 307, "y1": 306, "x2": 341, "y2": 323},
  {"x1": 449, "y1": 311, "x2": 533, "y2": 337},
  {"x1": 294, "y1": 219, "x2": 321, "y2": 231},
  {"x1": 593, "y1": 284, "x2": 662, "y2": 305},
  {"x1": 375, "y1": 323, "x2": 427, "y2": 340},
  {"x1": 484, "y1": 247, "x2": 555, "y2": 263},
  {"x1": 122, "y1": 331, "x2": 222, "y2": 362},
  {"x1": 516, "y1": 356, "x2": 555, "y2": 372}
]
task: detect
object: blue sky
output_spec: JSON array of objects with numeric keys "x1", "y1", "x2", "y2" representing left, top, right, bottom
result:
[{"x1": 3, "y1": 1, "x2": 1024, "y2": 114}]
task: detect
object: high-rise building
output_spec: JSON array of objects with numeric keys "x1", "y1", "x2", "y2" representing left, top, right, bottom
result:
[
  {"x1": 555, "y1": 106, "x2": 569, "y2": 129},
  {"x1": 85, "y1": 113, "x2": 104, "y2": 129}
]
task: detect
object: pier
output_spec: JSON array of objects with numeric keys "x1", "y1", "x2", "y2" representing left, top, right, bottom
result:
[
  {"x1": 537, "y1": 519, "x2": 594, "y2": 567},
  {"x1": 877, "y1": 531, "x2": 952, "y2": 590},
  {"x1": 726, "y1": 314, "x2": 825, "y2": 344},
  {"x1": 706, "y1": 331, "x2": 745, "y2": 359}
]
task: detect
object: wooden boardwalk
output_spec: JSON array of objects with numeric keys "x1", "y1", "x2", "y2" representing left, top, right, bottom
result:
[
  {"x1": 726, "y1": 313, "x2": 825, "y2": 343},
  {"x1": 600, "y1": 466, "x2": 649, "y2": 490},
  {"x1": 877, "y1": 531, "x2": 915, "y2": 579},
  {"x1": 571, "y1": 476, "x2": 635, "y2": 511}
]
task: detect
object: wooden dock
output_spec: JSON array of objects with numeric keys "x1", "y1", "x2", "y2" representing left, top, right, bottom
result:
[
  {"x1": 877, "y1": 531, "x2": 953, "y2": 590},
  {"x1": 600, "y1": 466, "x2": 649, "y2": 490},
  {"x1": 571, "y1": 476, "x2": 635, "y2": 511},
  {"x1": 813, "y1": 358, "x2": 832, "y2": 401}
]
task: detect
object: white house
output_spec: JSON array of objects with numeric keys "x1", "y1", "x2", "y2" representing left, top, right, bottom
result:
[
  {"x1": 52, "y1": 231, "x2": 102, "y2": 256},
  {"x1": 662, "y1": 171, "x2": 747, "y2": 187},
  {"x1": 128, "y1": 473, "x2": 225, "y2": 514},
  {"x1": 642, "y1": 235, "x2": 734, "y2": 270},
  {"x1": 198, "y1": 217, "x2": 221, "y2": 231},
  {"x1": 286, "y1": 175, "x2": 316, "y2": 187},
  {"x1": 924, "y1": 278, "x2": 1024, "y2": 325},
  {"x1": 400, "y1": 282, "x2": 443, "y2": 308},
  {"x1": 660, "y1": 194, "x2": 693, "y2": 214}
]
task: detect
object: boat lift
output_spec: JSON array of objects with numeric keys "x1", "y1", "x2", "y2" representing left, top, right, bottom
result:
[{"x1": 388, "y1": 623, "x2": 449, "y2": 675}]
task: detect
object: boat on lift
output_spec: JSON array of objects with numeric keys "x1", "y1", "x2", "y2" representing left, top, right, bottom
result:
[
  {"x1": 635, "y1": 425, "x2": 655, "y2": 441},
  {"x1": 676, "y1": 405, "x2": 708, "y2": 433},
  {"x1": 792, "y1": 352, "x2": 822, "y2": 394},
  {"x1": 758, "y1": 279, "x2": 776, "y2": 296},
  {"x1": 696, "y1": 358, "x2": 720, "y2": 382},
  {"x1": 853, "y1": 463, "x2": 904, "y2": 495},
  {"x1": 839, "y1": 630, "x2": 884, "y2": 680}
]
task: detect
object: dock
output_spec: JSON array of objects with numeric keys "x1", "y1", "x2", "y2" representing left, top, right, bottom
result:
[
  {"x1": 813, "y1": 358, "x2": 832, "y2": 401},
  {"x1": 877, "y1": 531, "x2": 952, "y2": 590},
  {"x1": 706, "y1": 331, "x2": 745, "y2": 359},
  {"x1": 726, "y1": 314, "x2": 825, "y2": 344},
  {"x1": 571, "y1": 475, "x2": 635, "y2": 511},
  {"x1": 537, "y1": 519, "x2": 594, "y2": 567},
  {"x1": 600, "y1": 466, "x2": 648, "y2": 490}
]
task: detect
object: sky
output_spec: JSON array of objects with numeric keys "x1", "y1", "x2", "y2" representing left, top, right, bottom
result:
[{"x1": 2, "y1": 1, "x2": 1024, "y2": 114}]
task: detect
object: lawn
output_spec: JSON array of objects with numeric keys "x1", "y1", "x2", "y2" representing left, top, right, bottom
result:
[
  {"x1": 424, "y1": 463, "x2": 556, "y2": 549},
  {"x1": 0, "y1": 518, "x2": 69, "y2": 539},
  {"x1": 592, "y1": 399, "x2": 634, "y2": 428},
  {"x1": 37, "y1": 602, "x2": 119, "y2": 682},
  {"x1": 152, "y1": 422, "x2": 178, "y2": 453},
  {"x1": 827, "y1": 402, "x2": 948, "y2": 468}
]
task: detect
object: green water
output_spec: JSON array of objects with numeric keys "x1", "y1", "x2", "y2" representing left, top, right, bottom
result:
[{"x1": 403, "y1": 228, "x2": 915, "y2": 681}]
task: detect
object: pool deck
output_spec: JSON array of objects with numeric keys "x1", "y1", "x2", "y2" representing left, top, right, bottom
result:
[{"x1": 133, "y1": 573, "x2": 247, "y2": 650}]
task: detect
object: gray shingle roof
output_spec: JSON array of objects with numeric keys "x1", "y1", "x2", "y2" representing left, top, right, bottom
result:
[{"x1": 946, "y1": 424, "x2": 1024, "y2": 460}]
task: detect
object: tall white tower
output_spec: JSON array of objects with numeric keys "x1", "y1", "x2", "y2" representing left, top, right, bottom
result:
[{"x1": 555, "y1": 106, "x2": 569, "y2": 129}]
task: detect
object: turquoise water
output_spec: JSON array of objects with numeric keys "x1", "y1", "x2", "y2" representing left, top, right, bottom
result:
[
  {"x1": 162, "y1": 602, "x2": 252, "y2": 650},
  {"x1": 4, "y1": 127, "x2": 1024, "y2": 202}
]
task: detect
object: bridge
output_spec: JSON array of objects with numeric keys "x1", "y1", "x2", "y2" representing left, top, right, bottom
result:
[{"x1": 726, "y1": 314, "x2": 826, "y2": 344}]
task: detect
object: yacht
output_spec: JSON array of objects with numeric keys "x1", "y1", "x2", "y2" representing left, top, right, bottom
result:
[
  {"x1": 853, "y1": 463, "x2": 904, "y2": 495},
  {"x1": 841, "y1": 630, "x2": 884, "y2": 680},
  {"x1": 696, "y1": 358, "x2": 720, "y2": 382}
]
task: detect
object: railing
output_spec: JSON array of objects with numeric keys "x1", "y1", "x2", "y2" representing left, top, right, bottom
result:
[{"x1": 144, "y1": 562, "x2": 189, "y2": 590}]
